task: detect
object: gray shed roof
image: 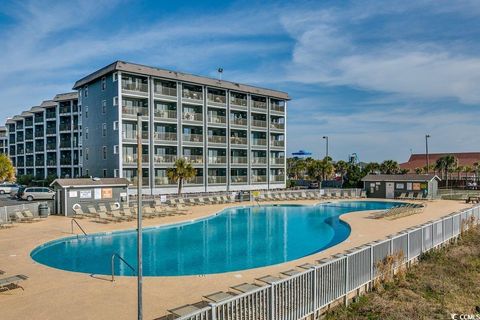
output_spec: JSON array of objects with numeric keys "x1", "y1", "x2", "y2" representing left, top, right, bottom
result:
[
  {"x1": 51, "y1": 178, "x2": 131, "y2": 188},
  {"x1": 361, "y1": 174, "x2": 440, "y2": 182},
  {"x1": 73, "y1": 61, "x2": 290, "y2": 100}
]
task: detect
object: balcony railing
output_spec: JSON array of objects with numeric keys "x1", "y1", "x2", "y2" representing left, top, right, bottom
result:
[
  {"x1": 252, "y1": 138, "x2": 267, "y2": 146},
  {"x1": 47, "y1": 159, "x2": 56, "y2": 166},
  {"x1": 185, "y1": 176, "x2": 204, "y2": 184},
  {"x1": 60, "y1": 141, "x2": 72, "y2": 148},
  {"x1": 271, "y1": 140, "x2": 285, "y2": 147},
  {"x1": 122, "y1": 106, "x2": 148, "y2": 117},
  {"x1": 17, "y1": 137, "x2": 24, "y2": 143},
  {"x1": 251, "y1": 119, "x2": 267, "y2": 128},
  {"x1": 154, "y1": 110, "x2": 177, "y2": 120},
  {"x1": 252, "y1": 175, "x2": 267, "y2": 183},
  {"x1": 46, "y1": 112, "x2": 56, "y2": 119},
  {"x1": 122, "y1": 81, "x2": 148, "y2": 93},
  {"x1": 35, "y1": 131, "x2": 44, "y2": 138},
  {"x1": 270, "y1": 157, "x2": 285, "y2": 165},
  {"x1": 207, "y1": 115, "x2": 226, "y2": 124},
  {"x1": 230, "y1": 97, "x2": 247, "y2": 107},
  {"x1": 46, "y1": 127, "x2": 56, "y2": 135},
  {"x1": 129, "y1": 177, "x2": 150, "y2": 186},
  {"x1": 271, "y1": 104, "x2": 285, "y2": 113},
  {"x1": 230, "y1": 137, "x2": 247, "y2": 145},
  {"x1": 25, "y1": 134, "x2": 33, "y2": 140},
  {"x1": 252, "y1": 100, "x2": 267, "y2": 110},
  {"x1": 35, "y1": 145, "x2": 45, "y2": 152},
  {"x1": 182, "y1": 112, "x2": 202, "y2": 122},
  {"x1": 35, "y1": 117, "x2": 44, "y2": 123},
  {"x1": 60, "y1": 158, "x2": 72, "y2": 165},
  {"x1": 208, "y1": 176, "x2": 227, "y2": 184},
  {"x1": 270, "y1": 123, "x2": 285, "y2": 130},
  {"x1": 123, "y1": 154, "x2": 149, "y2": 164},
  {"x1": 25, "y1": 148, "x2": 34, "y2": 154},
  {"x1": 59, "y1": 124, "x2": 71, "y2": 131},
  {"x1": 207, "y1": 93, "x2": 226, "y2": 105},
  {"x1": 59, "y1": 106, "x2": 71, "y2": 114},
  {"x1": 25, "y1": 121, "x2": 33, "y2": 127},
  {"x1": 231, "y1": 118, "x2": 247, "y2": 126},
  {"x1": 208, "y1": 156, "x2": 227, "y2": 164},
  {"x1": 154, "y1": 132, "x2": 177, "y2": 141},
  {"x1": 231, "y1": 175, "x2": 248, "y2": 183},
  {"x1": 252, "y1": 157, "x2": 267, "y2": 164},
  {"x1": 208, "y1": 135, "x2": 226, "y2": 144},
  {"x1": 153, "y1": 154, "x2": 176, "y2": 164},
  {"x1": 182, "y1": 133, "x2": 203, "y2": 143},
  {"x1": 182, "y1": 90, "x2": 203, "y2": 101},
  {"x1": 154, "y1": 86, "x2": 177, "y2": 97},
  {"x1": 270, "y1": 175, "x2": 285, "y2": 182},
  {"x1": 231, "y1": 156, "x2": 248, "y2": 164},
  {"x1": 26, "y1": 161, "x2": 34, "y2": 167},
  {"x1": 36, "y1": 160, "x2": 45, "y2": 166},
  {"x1": 183, "y1": 154, "x2": 203, "y2": 164},
  {"x1": 46, "y1": 144, "x2": 56, "y2": 150},
  {"x1": 155, "y1": 177, "x2": 173, "y2": 185},
  {"x1": 123, "y1": 131, "x2": 149, "y2": 140}
]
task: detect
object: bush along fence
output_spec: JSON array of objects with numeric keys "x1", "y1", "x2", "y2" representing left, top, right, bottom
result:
[{"x1": 166, "y1": 204, "x2": 480, "y2": 320}]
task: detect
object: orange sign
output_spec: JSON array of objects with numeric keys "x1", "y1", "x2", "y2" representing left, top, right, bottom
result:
[{"x1": 101, "y1": 188, "x2": 113, "y2": 199}]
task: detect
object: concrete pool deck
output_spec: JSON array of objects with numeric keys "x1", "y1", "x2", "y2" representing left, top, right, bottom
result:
[{"x1": 0, "y1": 199, "x2": 472, "y2": 320}]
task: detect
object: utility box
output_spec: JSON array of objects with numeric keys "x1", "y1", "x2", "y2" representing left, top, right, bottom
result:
[{"x1": 50, "y1": 178, "x2": 131, "y2": 216}]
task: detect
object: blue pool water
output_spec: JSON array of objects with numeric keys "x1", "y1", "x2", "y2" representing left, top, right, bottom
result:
[{"x1": 31, "y1": 201, "x2": 400, "y2": 276}]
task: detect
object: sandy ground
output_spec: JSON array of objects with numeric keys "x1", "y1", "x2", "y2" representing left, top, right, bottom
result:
[{"x1": 0, "y1": 198, "x2": 472, "y2": 320}]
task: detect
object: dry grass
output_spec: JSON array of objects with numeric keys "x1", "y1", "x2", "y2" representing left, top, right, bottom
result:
[{"x1": 326, "y1": 226, "x2": 480, "y2": 320}]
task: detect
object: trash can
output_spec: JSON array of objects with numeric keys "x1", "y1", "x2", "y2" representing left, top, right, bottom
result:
[{"x1": 38, "y1": 203, "x2": 49, "y2": 217}]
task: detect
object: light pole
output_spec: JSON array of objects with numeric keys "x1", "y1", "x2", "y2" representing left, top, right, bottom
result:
[
  {"x1": 136, "y1": 113, "x2": 143, "y2": 320},
  {"x1": 322, "y1": 136, "x2": 329, "y2": 159},
  {"x1": 425, "y1": 134, "x2": 430, "y2": 174}
]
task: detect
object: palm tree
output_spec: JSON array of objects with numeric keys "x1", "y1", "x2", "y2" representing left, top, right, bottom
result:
[
  {"x1": 435, "y1": 155, "x2": 458, "y2": 187},
  {"x1": 363, "y1": 162, "x2": 380, "y2": 175},
  {"x1": 415, "y1": 167, "x2": 423, "y2": 174},
  {"x1": 335, "y1": 160, "x2": 349, "y2": 185},
  {"x1": 167, "y1": 158, "x2": 197, "y2": 195},
  {"x1": 380, "y1": 160, "x2": 400, "y2": 174}
]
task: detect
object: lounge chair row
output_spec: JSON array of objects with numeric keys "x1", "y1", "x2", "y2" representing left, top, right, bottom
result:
[
  {"x1": 372, "y1": 203, "x2": 423, "y2": 219},
  {"x1": 13, "y1": 210, "x2": 41, "y2": 223},
  {"x1": 256, "y1": 190, "x2": 360, "y2": 202},
  {"x1": 396, "y1": 192, "x2": 428, "y2": 200},
  {"x1": 162, "y1": 195, "x2": 236, "y2": 207},
  {"x1": 0, "y1": 273, "x2": 28, "y2": 292}
]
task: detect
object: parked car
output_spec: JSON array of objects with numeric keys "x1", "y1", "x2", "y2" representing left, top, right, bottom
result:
[
  {"x1": 0, "y1": 183, "x2": 21, "y2": 195},
  {"x1": 19, "y1": 187, "x2": 55, "y2": 201}
]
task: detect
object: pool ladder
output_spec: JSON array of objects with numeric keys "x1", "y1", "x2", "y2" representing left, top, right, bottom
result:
[
  {"x1": 71, "y1": 218, "x2": 87, "y2": 237},
  {"x1": 111, "y1": 253, "x2": 136, "y2": 282}
]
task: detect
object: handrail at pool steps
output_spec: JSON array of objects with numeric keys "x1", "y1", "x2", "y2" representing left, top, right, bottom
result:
[
  {"x1": 165, "y1": 204, "x2": 480, "y2": 320},
  {"x1": 111, "y1": 253, "x2": 136, "y2": 282},
  {"x1": 70, "y1": 218, "x2": 87, "y2": 237}
]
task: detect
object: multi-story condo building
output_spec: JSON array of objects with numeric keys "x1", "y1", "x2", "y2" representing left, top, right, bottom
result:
[
  {"x1": 0, "y1": 127, "x2": 8, "y2": 155},
  {"x1": 74, "y1": 61, "x2": 288, "y2": 194},
  {"x1": 5, "y1": 92, "x2": 82, "y2": 179}
]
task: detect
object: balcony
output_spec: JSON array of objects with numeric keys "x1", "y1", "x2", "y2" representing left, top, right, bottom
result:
[
  {"x1": 231, "y1": 156, "x2": 248, "y2": 164},
  {"x1": 182, "y1": 112, "x2": 202, "y2": 122},
  {"x1": 36, "y1": 160, "x2": 45, "y2": 166},
  {"x1": 270, "y1": 175, "x2": 285, "y2": 182},
  {"x1": 270, "y1": 157, "x2": 285, "y2": 165},
  {"x1": 153, "y1": 154, "x2": 177, "y2": 164},
  {"x1": 17, "y1": 137, "x2": 24, "y2": 143},
  {"x1": 270, "y1": 123, "x2": 285, "y2": 130},
  {"x1": 123, "y1": 131, "x2": 149, "y2": 141},
  {"x1": 46, "y1": 127, "x2": 56, "y2": 135},
  {"x1": 46, "y1": 112, "x2": 56, "y2": 119},
  {"x1": 230, "y1": 97, "x2": 247, "y2": 107},
  {"x1": 185, "y1": 176, "x2": 204, "y2": 185},
  {"x1": 231, "y1": 175, "x2": 247, "y2": 184},
  {"x1": 252, "y1": 100, "x2": 267, "y2": 111},
  {"x1": 251, "y1": 119, "x2": 267, "y2": 128},
  {"x1": 251, "y1": 138, "x2": 267, "y2": 146},
  {"x1": 47, "y1": 159, "x2": 56, "y2": 166},
  {"x1": 271, "y1": 103, "x2": 285, "y2": 113},
  {"x1": 182, "y1": 90, "x2": 203, "y2": 101},
  {"x1": 35, "y1": 117, "x2": 44, "y2": 123},
  {"x1": 59, "y1": 106, "x2": 71, "y2": 114},
  {"x1": 25, "y1": 134, "x2": 33, "y2": 140},
  {"x1": 25, "y1": 121, "x2": 33, "y2": 127},
  {"x1": 124, "y1": 154, "x2": 149, "y2": 164},
  {"x1": 59, "y1": 123, "x2": 71, "y2": 131},
  {"x1": 207, "y1": 135, "x2": 226, "y2": 144},
  {"x1": 183, "y1": 133, "x2": 203, "y2": 143},
  {"x1": 25, "y1": 148, "x2": 34, "y2": 154},
  {"x1": 252, "y1": 157, "x2": 267, "y2": 165},
  {"x1": 154, "y1": 110, "x2": 177, "y2": 120},
  {"x1": 154, "y1": 85, "x2": 177, "y2": 97},
  {"x1": 208, "y1": 156, "x2": 227, "y2": 164},
  {"x1": 35, "y1": 145, "x2": 45, "y2": 152},
  {"x1": 122, "y1": 80, "x2": 148, "y2": 94},
  {"x1": 271, "y1": 140, "x2": 285, "y2": 148},
  {"x1": 252, "y1": 175, "x2": 267, "y2": 183},
  {"x1": 154, "y1": 132, "x2": 177, "y2": 142},
  {"x1": 35, "y1": 131, "x2": 44, "y2": 138},
  {"x1": 46, "y1": 143, "x2": 56, "y2": 151},
  {"x1": 129, "y1": 177, "x2": 150, "y2": 186},
  {"x1": 207, "y1": 93, "x2": 226, "y2": 106},
  {"x1": 155, "y1": 177, "x2": 173, "y2": 186},
  {"x1": 230, "y1": 137, "x2": 247, "y2": 145},
  {"x1": 26, "y1": 161, "x2": 34, "y2": 167},
  {"x1": 207, "y1": 115, "x2": 226, "y2": 125},
  {"x1": 231, "y1": 118, "x2": 247, "y2": 126},
  {"x1": 122, "y1": 106, "x2": 148, "y2": 118},
  {"x1": 60, "y1": 158, "x2": 72, "y2": 166},
  {"x1": 183, "y1": 154, "x2": 203, "y2": 164},
  {"x1": 208, "y1": 176, "x2": 227, "y2": 184},
  {"x1": 60, "y1": 141, "x2": 72, "y2": 148}
]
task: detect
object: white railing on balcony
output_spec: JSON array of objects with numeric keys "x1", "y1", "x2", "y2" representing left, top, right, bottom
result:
[
  {"x1": 123, "y1": 131, "x2": 148, "y2": 140},
  {"x1": 252, "y1": 157, "x2": 267, "y2": 165},
  {"x1": 270, "y1": 122, "x2": 285, "y2": 130},
  {"x1": 208, "y1": 156, "x2": 227, "y2": 164},
  {"x1": 185, "y1": 176, "x2": 204, "y2": 184},
  {"x1": 270, "y1": 157, "x2": 285, "y2": 165},
  {"x1": 122, "y1": 106, "x2": 148, "y2": 117},
  {"x1": 154, "y1": 177, "x2": 172, "y2": 185},
  {"x1": 183, "y1": 112, "x2": 203, "y2": 122},
  {"x1": 270, "y1": 174, "x2": 285, "y2": 182},
  {"x1": 183, "y1": 133, "x2": 203, "y2": 143},
  {"x1": 183, "y1": 154, "x2": 203, "y2": 164},
  {"x1": 182, "y1": 90, "x2": 203, "y2": 101},
  {"x1": 271, "y1": 103, "x2": 285, "y2": 112},
  {"x1": 123, "y1": 154, "x2": 149, "y2": 164},
  {"x1": 208, "y1": 135, "x2": 226, "y2": 144},
  {"x1": 122, "y1": 81, "x2": 148, "y2": 93},
  {"x1": 231, "y1": 175, "x2": 248, "y2": 183},
  {"x1": 230, "y1": 137, "x2": 247, "y2": 145},
  {"x1": 252, "y1": 175, "x2": 267, "y2": 183},
  {"x1": 207, "y1": 115, "x2": 226, "y2": 124},
  {"x1": 231, "y1": 118, "x2": 247, "y2": 126},
  {"x1": 230, "y1": 97, "x2": 247, "y2": 107},
  {"x1": 252, "y1": 100, "x2": 267, "y2": 110},
  {"x1": 231, "y1": 156, "x2": 248, "y2": 164},
  {"x1": 153, "y1": 154, "x2": 176, "y2": 164},
  {"x1": 207, "y1": 93, "x2": 226, "y2": 104},
  {"x1": 271, "y1": 140, "x2": 285, "y2": 147},
  {"x1": 154, "y1": 132, "x2": 177, "y2": 141},
  {"x1": 154, "y1": 86, "x2": 177, "y2": 97},
  {"x1": 208, "y1": 176, "x2": 227, "y2": 184},
  {"x1": 252, "y1": 138, "x2": 267, "y2": 146},
  {"x1": 251, "y1": 119, "x2": 267, "y2": 128},
  {"x1": 154, "y1": 110, "x2": 177, "y2": 120}
]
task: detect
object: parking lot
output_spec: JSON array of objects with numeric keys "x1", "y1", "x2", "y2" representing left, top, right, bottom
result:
[{"x1": 0, "y1": 194, "x2": 46, "y2": 207}]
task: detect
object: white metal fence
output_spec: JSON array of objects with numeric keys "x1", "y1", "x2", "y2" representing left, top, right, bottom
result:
[
  {"x1": 0, "y1": 201, "x2": 52, "y2": 221},
  {"x1": 170, "y1": 204, "x2": 480, "y2": 320}
]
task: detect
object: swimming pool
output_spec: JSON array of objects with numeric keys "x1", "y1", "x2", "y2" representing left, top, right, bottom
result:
[{"x1": 31, "y1": 201, "x2": 401, "y2": 276}]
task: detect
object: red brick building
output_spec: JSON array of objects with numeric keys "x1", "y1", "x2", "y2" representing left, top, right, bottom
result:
[{"x1": 400, "y1": 152, "x2": 480, "y2": 173}]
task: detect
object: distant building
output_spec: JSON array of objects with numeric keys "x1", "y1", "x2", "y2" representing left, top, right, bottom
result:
[
  {"x1": 361, "y1": 174, "x2": 440, "y2": 199},
  {"x1": 400, "y1": 152, "x2": 480, "y2": 173}
]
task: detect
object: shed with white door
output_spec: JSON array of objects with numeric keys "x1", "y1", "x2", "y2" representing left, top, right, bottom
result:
[{"x1": 361, "y1": 174, "x2": 440, "y2": 199}]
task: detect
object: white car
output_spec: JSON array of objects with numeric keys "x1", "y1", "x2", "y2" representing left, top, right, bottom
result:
[
  {"x1": 20, "y1": 187, "x2": 55, "y2": 201},
  {"x1": 0, "y1": 183, "x2": 21, "y2": 195}
]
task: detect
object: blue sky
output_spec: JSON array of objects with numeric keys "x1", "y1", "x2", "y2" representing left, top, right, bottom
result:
[{"x1": 0, "y1": 0, "x2": 479, "y2": 163}]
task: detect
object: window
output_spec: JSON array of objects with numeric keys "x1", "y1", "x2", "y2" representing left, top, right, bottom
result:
[
  {"x1": 102, "y1": 146, "x2": 107, "y2": 160},
  {"x1": 113, "y1": 72, "x2": 118, "y2": 82},
  {"x1": 103, "y1": 169, "x2": 107, "y2": 178},
  {"x1": 85, "y1": 128, "x2": 88, "y2": 140},
  {"x1": 101, "y1": 77, "x2": 106, "y2": 91},
  {"x1": 114, "y1": 169, "x2": 119, "y2": 177},
  {"x1": 102, "y1": 123, "x2": 107, "y2": 137},
  {"x1": 84, "y1": 85, "x2": 88, "y2": 97},
  {"x1": 113, "y1": 121, "x2": 119, "y2": 131},
  {"x1": 102, "y1": 100, "x2": 106, "y2": 114},
  {"x1": 113, "y1": 96, "x2": 118, "y2": 106},
  {"x1": 86, "y1": 169, "x2": 89, "y2": 176},
  {"x1": 85, "y1": 148, "x2": 89, "y2": 160},
  {"x1": 85, "y1": 106, "x2": 88, "y2": 119},
  {"x1": 114, "y1": 145, "x2": 119, "y2": 154}
]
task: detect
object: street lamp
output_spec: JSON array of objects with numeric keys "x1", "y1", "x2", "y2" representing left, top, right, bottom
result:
[
  {"x1": 425, "y1": 134, "x2": 431, "y2": 173},
  {"x1": 322, "y1": 136, "x2": 329, "y2": 159}
]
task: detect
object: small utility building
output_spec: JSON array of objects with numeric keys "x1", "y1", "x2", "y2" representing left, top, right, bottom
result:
[
  {"x1": 50, "y1": 178, "x2": 131, "y2": 216},
  {"x1": 361, "y1": 174, "x2": 440, "y2": 199}
]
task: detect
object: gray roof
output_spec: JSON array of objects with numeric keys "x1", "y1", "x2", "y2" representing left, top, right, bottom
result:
[
  {"x1": 53, "y1": 92, "x2": 78, "y2": 102},
  {"x1": 73, "y1": 60, "x2": 290, "y2": 100},
  {"x1": 361, "y1": 174, "x2": 440, "y2": 182},
  {"x1": 40, "y1": 100, "x2": 57, "y2": 108},
  {"x1": 51, "y1": 178, "x2": 131, "y2": 188}
]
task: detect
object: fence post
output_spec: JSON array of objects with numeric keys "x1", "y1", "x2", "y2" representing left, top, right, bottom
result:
[
  {"x1": 270, "y1": 284, "x2": 275, "y2": 320},
  {"x1": 369, "y1": 244, "x2": 374, "y2": 289},
  {"x1": 312, "y1": 267, "x2": 317, "y2": 317},
  {"x1": 210, "y1": 304, "x2": 216, "y2": 320},
  {"x1": 344, "y1": 255, "x2": 349, "y2": 307},
  {"x1": 421, "y1": 226, "x2": 424, "y2": 253},
  {"x1": 407, "y1": 230, "x2": 410, "y2": 263}
]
